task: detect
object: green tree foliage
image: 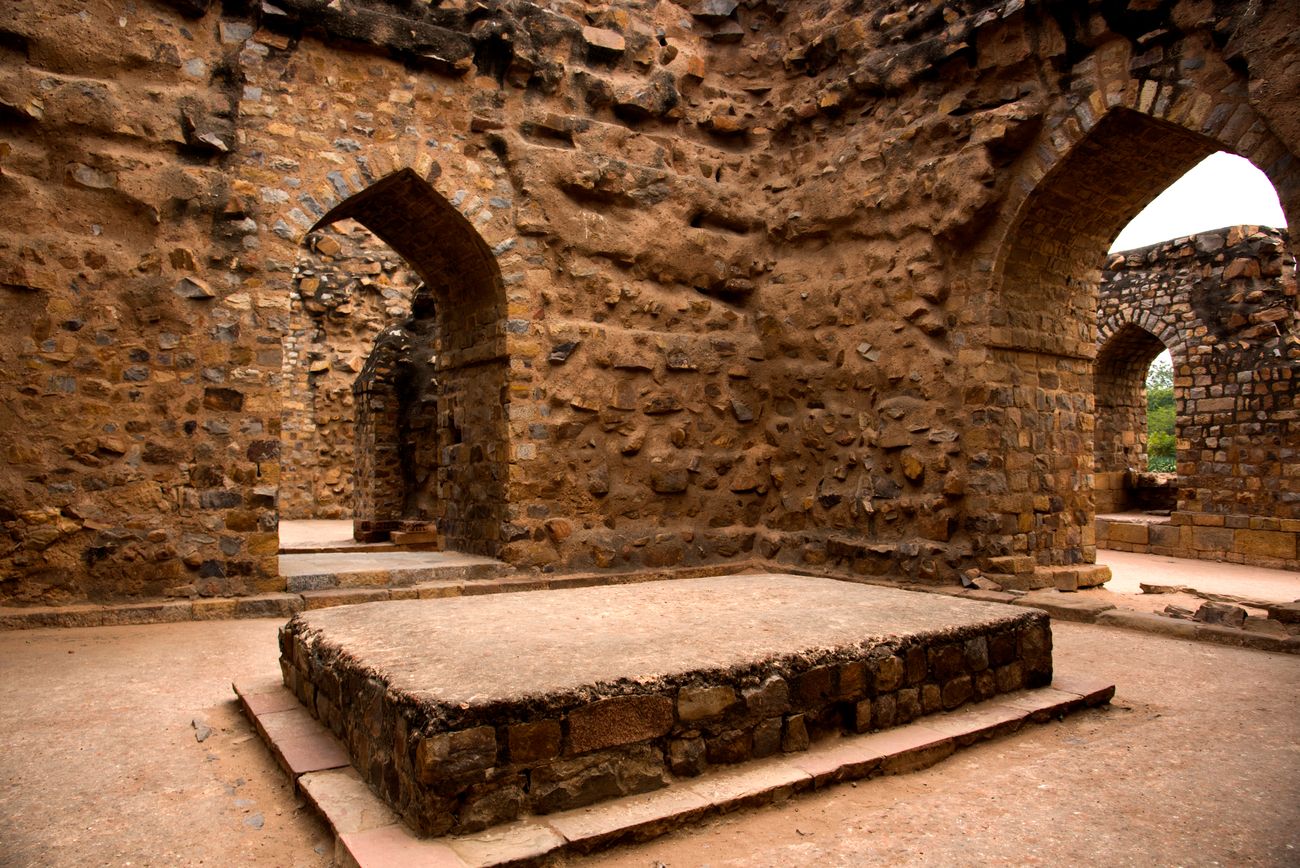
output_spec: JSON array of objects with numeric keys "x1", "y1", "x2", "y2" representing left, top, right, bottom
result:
[{"x1": 1146, "y1": 354, "x2": 1175, "y2": 471}]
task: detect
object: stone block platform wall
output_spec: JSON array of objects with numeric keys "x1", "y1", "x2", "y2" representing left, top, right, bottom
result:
[
  {"x1": 278, "y1": 588, "x2": 1052, "y2": 837},
  {"x1": 2, "y1": 0, "x2": 1298, "y2": 602},
  {"x1": 1096, "y1": 226, "x2": 1299, "y2": 570}
]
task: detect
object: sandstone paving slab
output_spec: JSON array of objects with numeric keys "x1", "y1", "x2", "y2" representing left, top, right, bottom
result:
[
  {"x1": 1048, "y1": 673, "x2": 1117, "y2": 706},
  {"x1": 793, "y1": 724, "x2": 952, "y2": 784},
  {"x1": 677, "y1": 758, "x2": 813, "y2": 810},
  {"x1": 260, "y1": 706, "x2": 334, "y2": 741},
  {"x1": 542, "y1": 785, "x2": 713, "y2": 853},
  {"x1": 286, "y1": 574, "x2": 1041, "y2": 713},
  {"x1": 274, "y1": 733, "x2": 352, "y2": 777},
  {"x1": 299, "y1": 768, "x2": 402, "y2": 837},
  {"x1": 1095, "y1": 609, "x2": 1300, "y2": 653},
  {"x1": 280, "y1": 550, "x2": 510, "y2": 592},
  {"x1": 242, "y1": 685, "x2": 303, "y2": 717},
  {"x1": 998, "y1": 686, "x2": 1088, "y2": 719},
  {"x1": 339, "y1": 824, "x2": 467, "y2": 868},
  {"x1": 1014, "y1": 589, "x2": 1116, "y2": 623},
  {"x1": 919, "y1": 702, "x2": 1027, "y2": 745},
  {"x1": 236, "y1": 679, "x2": 351, "y2": 777},
  {"x1": 280, "y1": 551, "x2": 506, "y2": 577},
  {"x1": 445, "y1": 819, "x2": 568, "y2": 865}
]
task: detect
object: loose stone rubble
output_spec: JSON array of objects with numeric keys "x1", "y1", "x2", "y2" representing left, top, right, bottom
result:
[{"x1": 1, "y1": 0, "x2": 1298, "y2": 603}]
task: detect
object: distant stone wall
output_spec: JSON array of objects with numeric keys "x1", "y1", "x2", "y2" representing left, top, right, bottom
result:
[
  {"x1": 281, "y1": 222, "x2": 417, "y2": 520},
  {"x1": 2, "y1": 0, "x2": 1298, "y2": 602},
  {"x1": 1096, "y1": 226, "x2": 1299, "y2": 569}
]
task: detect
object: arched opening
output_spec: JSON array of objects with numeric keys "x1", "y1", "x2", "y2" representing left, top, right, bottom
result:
[
  {"x1": 984, "y1": 108, "x2": 1219, "y2": 572},
  {"x1": 281, "y1": 169, "x2": 509, "y2": 557},
  {"x1": 990, "y1": 103, "x2": 1299, "y2": 573},
  {"x1": 279, "y1": 220, "x2": 421, "y2": 523},
  {"x1": 1093, "y1": 323, "x2": 1175, "y2": 514}
]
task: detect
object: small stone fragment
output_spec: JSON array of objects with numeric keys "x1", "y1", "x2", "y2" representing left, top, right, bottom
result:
[
  {"x1": 1193, "y1": 602, "x2": 1247, "y2": 628},
  {"x1": 174, "y1": 276, "x2": 215, "y2": 299},
  {"x1": 191, "y1": 717, "x2": 213, "y2": 742}
]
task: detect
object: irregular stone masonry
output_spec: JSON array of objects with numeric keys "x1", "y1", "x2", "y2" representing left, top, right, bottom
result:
[
  {"x1": 1096, "y1": 226, "x2": 1299, "y2": 569},
  {"x1": 1, "y1": 0, "x2": 1298, "y2": 602},
  {"x1": 277, "y1": 576, "x2": 1052, "y2": 836}
]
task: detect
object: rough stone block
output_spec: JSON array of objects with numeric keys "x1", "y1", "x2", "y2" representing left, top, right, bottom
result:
[
  {"x1": 506, "y1": 720, "x2": 561, "y2": 763},
  {"x1": 742, "y1": 677, "x2": 789, "y2": 717},
  {"x1": 1191, "y1": 526, "x2": 1235, "y2": 553},
  {"x1": 874, "y1": 653, "x2": 904, "y2": 692},
  {"x1": 1234, "y1": 529, "x2": 1296, "y2": 560},
  {"x1": 416, "y1": 726, "x2": 497, "y2": 784},
  {"x1": 1107, "y1": 522, "x2": 1149, "y2": 545},
  {"x1": 941, "y1": 675, "x2": 974, "y2": 710},
  {"x1": 752, "y1": 718, "x2": 783, "y2": 758},
  {"x1": 567, "y1": 695, "x2": 674, "y2": 755},
  {"x1": 530, "y1": 745, "x2": 668, "y2": 814},
  {"x1": 667, "y1": 737, "x2": 707, "y2": 776},
  {"x1": 705, "y1": 729, "x2": 753, "y2": 764},
  {"x1": 781, "y1": 713, "x2": 809, "y2": 752},
  {"x1": 1265, "y1": 602, "x2": 1300, "y2": 624},
  {"x1": 928, "y1": 643, "x2": 966, "y2": 680},
  {"x1": 677, "y1": 685, "x2": 739, "y2": 722},
  {"x1": 1193, "y1": 602, "x2": 1247, "y2": 628}
]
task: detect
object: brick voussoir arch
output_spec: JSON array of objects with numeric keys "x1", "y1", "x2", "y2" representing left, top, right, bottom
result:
[
  {"x1": 268, "y1": 142, "x2": 520, "y2": 268},
  {"x1": 982, "y1": 49, "x2": 1297, "y2": 287},
  {"x1": 1097, "y1": 311, "x2": 1186, "y2": 367}
]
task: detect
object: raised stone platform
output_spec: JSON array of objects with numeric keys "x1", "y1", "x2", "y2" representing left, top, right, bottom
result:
[{"x1": 279, "y1": 574, "x2": 1053, "y2": 838}]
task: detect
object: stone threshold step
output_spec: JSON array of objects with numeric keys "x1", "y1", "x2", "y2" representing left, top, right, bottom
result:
[
  {"x1": 234, "y1": 675, "x2": 1114, "y2": 867},
  {"x1": 280, "y1": 552, "x2": 511, "y2": 592},
  {"x1": 280, "y1": 542, "x2": 438, "y2": 554},
  {"x1": 0, "y1": 564, "x2": 753, "y2": 631}
]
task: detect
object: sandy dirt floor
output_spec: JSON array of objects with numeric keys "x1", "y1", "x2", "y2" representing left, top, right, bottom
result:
[
  {"x1": 1, "y1": 616, "x2": 1297, "y2": 867},
  {"x1": 583, "y1": 622, "x2": 1300, "y2": 868},
  {"x1": 0, "y1": 619, "x2": 334, "y2": 868}
]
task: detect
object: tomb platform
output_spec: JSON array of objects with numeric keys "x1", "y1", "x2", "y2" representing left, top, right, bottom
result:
[{"x1": 278, "y1": 573, "x2": 1052, "y2": 838}]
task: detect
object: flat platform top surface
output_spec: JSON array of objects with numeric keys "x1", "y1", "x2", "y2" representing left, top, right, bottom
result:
[{"x1": 293, "y1": 574, "x2": 1030, "y2": 706}]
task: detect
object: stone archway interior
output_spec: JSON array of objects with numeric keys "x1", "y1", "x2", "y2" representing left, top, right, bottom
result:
[
  {"x1": 984, "y1": 108, "x2": 1219, "y2": 568},
  {"x1": 309, "y1": 170, "x2": 509, "y2": 555},
  {"x1": 1092, "y1": 323, "x2": 1169, "y2": 513},
  {"x1": 280, "y1": 221, "x2": 420, "y2": 521}
]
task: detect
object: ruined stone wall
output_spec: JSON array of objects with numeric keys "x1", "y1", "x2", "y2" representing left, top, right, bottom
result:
[
  {"x1": 281, "y1": 221, "x2": 418, "y2": 520},
  {"x1": 2, "y1": 0, "x2": 1298, "y2": 602},
  {"x1": 1095, "y1": 225, "x2": 1299, "y2": 568},
  {"x1": 0, "y1": 2, "x2": 283, "y2": 602}
]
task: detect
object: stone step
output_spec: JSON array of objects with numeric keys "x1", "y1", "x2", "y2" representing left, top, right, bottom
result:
[
  {"x1": 279, "y1": 541, "x2": 430, "y2": 555},
  {"x1": 279, "y1": 551, "x2": 512, "y2": 592},
  {"x1": 234, "y1": 673, "x2": 1113, "y2": 867}
]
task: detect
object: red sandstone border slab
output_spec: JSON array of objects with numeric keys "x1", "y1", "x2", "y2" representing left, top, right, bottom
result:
[
  {"x1": 234, "y1": 679, "x2": 350, "y2": 778},
  {"x1": 237, "y1": 673, "x2": 1114, "y2": 867}
]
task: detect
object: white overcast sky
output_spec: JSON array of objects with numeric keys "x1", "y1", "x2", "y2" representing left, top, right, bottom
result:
[{"x1": 1109, "y1": 152, "x2": 1287, "y2": 252}]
